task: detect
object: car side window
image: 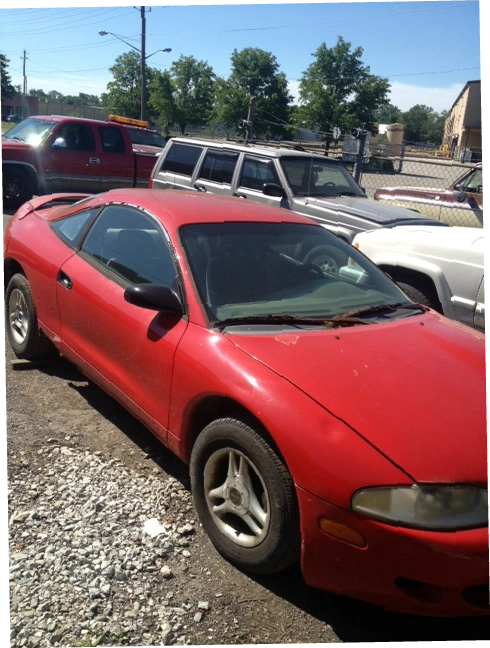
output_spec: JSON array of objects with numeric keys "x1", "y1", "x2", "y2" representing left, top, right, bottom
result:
[
  {"x1": 56, "y1": 124, "x2": 96, "y2": 152},
  {"x1": 198, "y1": 150, "x2": 239, "y2": 184},
  {"x1": 161, "y1": 143, "x2": 203, "y2": 176},
  {"x1": 51, "y1": 208, "x2": 99, "y2": 247},
  {"x1": 463, "y1": 169, "x2": 483, "y2": 194},
  {"x1": 239, "y1": 156, "x2": 280, "y2": 191},
  {"x1": 80, "y1": 205, "x2": 177, "y2": 286},
  {"x1": 98, "y1": 127, "x2": 126, "y2": 154}
]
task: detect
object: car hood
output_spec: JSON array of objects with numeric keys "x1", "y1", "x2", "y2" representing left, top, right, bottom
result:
[
  {"x1": 354, "y1": 225, "x2": 485, "y2": 256},
  {"x1": 300, "y1": 195, "x2": 439, "y2": 225},
  {"x1": 226, "y1": 313, "x2": 487, "y2": 483},
  {"x1": 2, "y1": 138, "x2": 34, "y2": 151}
]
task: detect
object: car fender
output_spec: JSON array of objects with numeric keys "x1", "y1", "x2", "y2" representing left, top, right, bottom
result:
[{"x1": 367, "y1": 251, "x2": 455, "y2": 318}]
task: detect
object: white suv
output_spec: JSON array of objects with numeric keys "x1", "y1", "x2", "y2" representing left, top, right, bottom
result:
[{"x1": 149, "y1": 138, "x2": 442, "y2": 243}]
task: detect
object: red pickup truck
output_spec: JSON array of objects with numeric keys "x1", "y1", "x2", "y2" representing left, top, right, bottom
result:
[{"x1": 2, "y1": 115, "x2": 160, "y2": 209}]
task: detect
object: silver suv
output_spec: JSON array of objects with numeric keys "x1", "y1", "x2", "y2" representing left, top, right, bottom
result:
[{"x1": 149, "y1": 138, "x2": 442, "y2": 243}]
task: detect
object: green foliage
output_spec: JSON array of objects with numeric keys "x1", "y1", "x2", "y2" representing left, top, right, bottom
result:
[
  {"x1": 1, "y1": 53, "x2": 16, "y2": 98},
  {"x1": 400, "y1": 104, "x2": 447, "y2": 143},
  {"x1": 149, "y1": 55, "x2": 215, "y2": 134},
  {"x1": 209, "y1": 47, "x2": 292, "y2": 138},
  {"x1": 105, "y1": 51, "x2": 143, "y2": 119},
  {"x1": 296, "y1": 36, "x2": 390, "y2": 136},
  {"x1": 374, "y1": 102, "x2": 402, "y2": 124}
]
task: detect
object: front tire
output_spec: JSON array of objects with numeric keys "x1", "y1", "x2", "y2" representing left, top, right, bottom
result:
[
  {"x1": 397, "y1": 280, "x2": 439, "y2": 311},
  {"x1": 190, "y1": 418, "x2": 300, "y2": 575},
  {"x1": 5, "y1": 273, "x2": 55, "y2": 359},
  {"x1": 3, "y1": 168, "x2": 34, "y2": 209}
]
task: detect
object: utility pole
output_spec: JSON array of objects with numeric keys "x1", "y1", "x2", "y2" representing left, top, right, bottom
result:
[
  {"x1": 140, "y1": 6, "x2": 147, "y2": 122},
  {"x1": 21, "y1": 50, "x2": 28, "y2": 119},
  {"x1": 245, "y1": 97, "x2": 256, "y2": 142}
]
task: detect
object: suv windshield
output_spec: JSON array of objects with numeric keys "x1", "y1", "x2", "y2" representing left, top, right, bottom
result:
[
  {"x1": 180, "y1": 221, "x2": 414, "y2": 326},
  {"x1": 3, "y1": 118, "x2": 58, "y2": 146},
  {"x1": 280, "y1": 155, "x2": 365, "y2": 198}
]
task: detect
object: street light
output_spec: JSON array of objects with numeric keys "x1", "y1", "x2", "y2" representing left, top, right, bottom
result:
[{"x1": 99, "y1": 28, "x2": 171, "y2": 121}]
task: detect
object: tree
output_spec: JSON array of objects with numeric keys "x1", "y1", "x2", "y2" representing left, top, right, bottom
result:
[
  {"x1": 1, "y1": 53, "x2": 16, "y2": 98},
  {"x1": 149, "y1": 55, "x2": 215, "y2": 134},
  {"x1": 374, "y1": 102, "x2": 402, "y2": 124},
  {"x1": 209, "y1": 48, "x2": 292, "y2": 138},
  {"x1": 400, "y1": 104, "x2": 446, "y2": 143},
  {"x1": 104, "y1": 51, "x2": 160, "y2": 119},
  {"x1": 296, "y1": 36, "x2": 390, "y2": 137}
]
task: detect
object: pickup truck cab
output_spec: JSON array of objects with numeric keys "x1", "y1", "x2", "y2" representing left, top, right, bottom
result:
[
  {"x1": 2, "y1": 115, "x2": 159, "y2": 209},
  {"x1": 353, "y1": 225, "x2": 485, "y2": 331}
]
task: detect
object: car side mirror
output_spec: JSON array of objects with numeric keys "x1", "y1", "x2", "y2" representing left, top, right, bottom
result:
[
  {"x1": 124, "y1": 284, "x2": 183, "y2": 315},
  {"x1": 457, "y1": 190, "x2": 467, "y2": 203},
  {"x1": 52, "y1": 137, "x2": 67, "y2": 148},
  {"x1": 262, "y1": 183, "x2": 287, "y2": 199}
]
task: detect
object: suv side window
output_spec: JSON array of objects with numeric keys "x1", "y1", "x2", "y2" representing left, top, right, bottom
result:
[
  {"x1": 198, "y1": 150, "x2": 239, "y2": 184},
  {"x1": 239, "y1": 156, "x2": 280, "y2": 191},
  {"x1": 161, "y1": 143, "x2": 204, "y2": 176}
]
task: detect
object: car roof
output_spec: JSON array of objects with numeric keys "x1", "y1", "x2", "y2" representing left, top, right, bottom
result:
[
  {"x1": 76, "y1": 189, "x2": 321, "y2": 229},
  {"x1": 167, "y1": 137, "x2": 338, "y2": 161}
]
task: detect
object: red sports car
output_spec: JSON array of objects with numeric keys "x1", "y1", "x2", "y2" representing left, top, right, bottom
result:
[{"x1": 4, "y1": 189, "x2": 488, "y2": 616}]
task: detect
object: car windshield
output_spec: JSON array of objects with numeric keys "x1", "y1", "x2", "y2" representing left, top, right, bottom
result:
[
  {"x1": 128, "y1": 128, "x2": 167, "y2": 147},
  {"x1": 179, "y1": 222, "x2": 416, "y2": 328},
  {"x1": 280, "y1": 155, "x2": 365, "y2": 198},
  {"x1": 3, "y1": 118, "x2": 58, "y2": 146}
]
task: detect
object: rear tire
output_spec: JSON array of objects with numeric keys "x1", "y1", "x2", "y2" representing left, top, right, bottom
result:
[{"x1": 5, "y1": 273, "x2": 55, "y2": 360}]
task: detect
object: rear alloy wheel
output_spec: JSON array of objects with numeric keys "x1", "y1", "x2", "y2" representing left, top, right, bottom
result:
[
  {"x1": 190, "y1": 418, "x2": 300, "y2": 575},
  {"x1": 303, "y1": 245, "x2": 342, "y2": 275},
  {"x1": 6, "y1": 273, "x2": 55, "y2": 360}
]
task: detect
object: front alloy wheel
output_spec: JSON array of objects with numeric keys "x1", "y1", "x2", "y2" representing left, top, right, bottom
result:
[{"x1": 190, "y1": 418, "x2": 300, "y2": 574}]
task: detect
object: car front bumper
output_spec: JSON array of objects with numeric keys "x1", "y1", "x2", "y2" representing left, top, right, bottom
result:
[{"x1": 297, "y1": 486, "x2": 490, "y2": 616}]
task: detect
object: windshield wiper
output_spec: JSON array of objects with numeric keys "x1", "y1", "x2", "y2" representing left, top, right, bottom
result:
[
  {"x1": 334, "y1": 303, "x2": 428, "y2": 320},
  {"x1": 213, "y1": 313, "x2": 369, "y2": 331}
]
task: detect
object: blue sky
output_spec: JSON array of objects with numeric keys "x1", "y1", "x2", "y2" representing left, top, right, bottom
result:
[{"x1": 0, "y1": 1, "x2": 483, "y2": 114}]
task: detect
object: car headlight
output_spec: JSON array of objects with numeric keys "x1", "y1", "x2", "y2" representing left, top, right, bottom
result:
[{"x1": 352, "y1": 485, "x2": 488, "y2": 530}]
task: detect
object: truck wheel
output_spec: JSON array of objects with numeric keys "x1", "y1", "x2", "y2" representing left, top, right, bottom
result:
[
  {"x1": 3, "y1": 168, "x2": 33, "y2": 209},
  {"x1": 397, "y1": 281, "x2": 437, "y2": 310}
]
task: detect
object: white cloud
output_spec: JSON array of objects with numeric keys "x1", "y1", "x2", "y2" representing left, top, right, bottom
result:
[
  {"x1": 288, "y1": 79, "x2": 465, "y2": 114},
  {"x1": 388, "y1": 81, "x2": 465, "y2": 113}
]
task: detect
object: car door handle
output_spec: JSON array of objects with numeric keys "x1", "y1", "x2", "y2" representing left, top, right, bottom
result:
[
  {"x1": 89, "y1": 158, "x2": 100, "y2": 165},
  {"x1": 57, "y1": 270, "x2": 73, "y2": 290}
]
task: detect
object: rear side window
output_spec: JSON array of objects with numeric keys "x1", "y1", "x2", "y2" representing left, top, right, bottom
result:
[
  {"x1": 98, "y1": 127, "x2": 126, "y2": 154},
  {"x1": 51, "y1": 208, "x2": 99, "y2": 247},
  {"x1": 198, "y1": 150, "x2": 239, "y2": 184},
  {"x1": 161, "y1": 143, "x2": 203, "y2": 176}
]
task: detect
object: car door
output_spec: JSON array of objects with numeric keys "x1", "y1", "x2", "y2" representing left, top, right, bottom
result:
[
  {"x1": 234, "y1": 155, "x2": 286, "y2": 208},
  {"x1": 55, "y1": 204, "x2": 188, "y2": 441},
  {"x1": 193, "y1": 148, "x2": 239, "y2": 196},
  {"x1": 440, "y1": 168, "x2": 483, "y2": 227},
  {"x1": 41, "y1": 122, "x2": 101, "y2": 194},
  {"x1": 96, "y1": 126, "x2": 138, "y2": 191}
]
